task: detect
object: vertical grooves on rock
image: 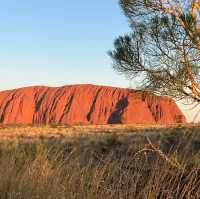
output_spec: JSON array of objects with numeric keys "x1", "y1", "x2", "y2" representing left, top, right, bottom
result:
[
  {"x1": 86, "y1": 88, "x2": 102, "y2": 122},
  {"x1": 35, "y1": 88, "x2": 49, "y2": 112},
  {"x1": 15, "y1": 94, "x2": 24, "y2": 122},
  {"x1": 142, "y1": 93, "x2": 160, "y2": 123},
  {"x1": 47, "y1": 89, "x2": 66, "y2": 122},
  {"x1": 59, "y1": 92, "x2": 75, "y2": 123},
  {"x1": 0, "y1": 91, "x2": 17, "y2": 123}
]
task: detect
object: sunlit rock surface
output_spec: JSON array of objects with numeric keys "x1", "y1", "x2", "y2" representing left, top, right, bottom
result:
[{"x1": 0, "y1": 84, "x2": 186, "y2": 124}]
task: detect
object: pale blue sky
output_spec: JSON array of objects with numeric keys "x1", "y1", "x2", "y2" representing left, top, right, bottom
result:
[{"x1": 0, "y1": 0, "x2": 131, "y2": 91}]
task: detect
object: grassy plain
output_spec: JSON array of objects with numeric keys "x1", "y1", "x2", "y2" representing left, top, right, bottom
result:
[{"x1": 0, "y1": 124, "x2": 200, "y2": 198}]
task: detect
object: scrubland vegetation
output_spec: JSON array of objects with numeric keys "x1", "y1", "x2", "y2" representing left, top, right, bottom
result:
[{"x1": 0, "y1": 125, "x2": 199, "y2": 198}]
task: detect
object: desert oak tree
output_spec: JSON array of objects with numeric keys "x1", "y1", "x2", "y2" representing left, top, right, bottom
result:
[{"x1": 109, "y1": 0, "x2": 200, "y2": 103}]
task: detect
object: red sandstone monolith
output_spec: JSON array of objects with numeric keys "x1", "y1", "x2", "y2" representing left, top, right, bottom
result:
[{"x1": 0, "y1": 84, "x2": 186, "y2": 125}]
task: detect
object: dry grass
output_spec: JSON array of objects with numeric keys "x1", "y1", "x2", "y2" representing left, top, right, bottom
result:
[
  {"x1": 0, "y1": 125, "x2": 200, "y2": 198},
  {"x1": 0, "y1": 123, "x2": 193, "y2": 140}
]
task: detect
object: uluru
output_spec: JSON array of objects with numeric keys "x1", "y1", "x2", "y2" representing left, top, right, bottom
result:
[{"x1": 0, "y1": 84, "x2": 186, "y2": 125}]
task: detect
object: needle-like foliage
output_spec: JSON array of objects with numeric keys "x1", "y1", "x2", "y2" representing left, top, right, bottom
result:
[{"x1": 109, "y1": 0, "x2": 200, "y2": 102}]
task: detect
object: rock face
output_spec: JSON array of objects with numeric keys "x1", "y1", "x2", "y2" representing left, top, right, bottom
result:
[{"x1": 0, "y1": 84, "x2": 186, "y2": 125}]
